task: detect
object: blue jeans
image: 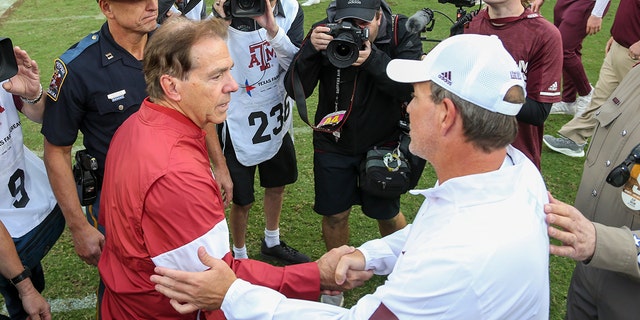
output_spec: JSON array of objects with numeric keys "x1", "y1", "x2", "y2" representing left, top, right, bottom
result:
[{"x1": 0, "y1": 205, "x2": 65, "y2": 319}]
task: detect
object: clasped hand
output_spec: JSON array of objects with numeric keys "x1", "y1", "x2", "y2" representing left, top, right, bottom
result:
[{"x1": 150, "y1": 245, "x2": 374, "y2": 314}]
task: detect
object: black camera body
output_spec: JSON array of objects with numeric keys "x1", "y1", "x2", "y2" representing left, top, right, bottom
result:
[
  {"x1": 325, "y1": 21, "x2": 370, "y2": 69},
  {"x1": 73, "y1": 150, "x2": 99, "y2": 206},
  {"x1": 219, "y1": 0, "x2": 266, "y2": 18},
  {"x1": 438, "y1": 0, "x2": 476, "y2": 7},
  {"x1": 0, "y1": 37, "x2": 18, "y2": 82}
]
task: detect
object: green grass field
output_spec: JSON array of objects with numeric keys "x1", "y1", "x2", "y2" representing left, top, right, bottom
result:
[{"x1": 0, "y1": 0, "x2": 617, "y2": 318}]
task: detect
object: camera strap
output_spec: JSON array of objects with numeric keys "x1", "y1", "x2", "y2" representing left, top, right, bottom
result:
[
  {"x1": 291, "y1": 64, "x2": 359, "y2": 141},
  {"x1": 179, "y1": 0, "x2": 202, "y2": 15},
  {"x1": 390, "y1": 14, "x2": 399, "y2": 47}
]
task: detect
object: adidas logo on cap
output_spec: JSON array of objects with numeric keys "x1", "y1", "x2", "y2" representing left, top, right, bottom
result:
[{"x1": 438, "y1": 71, "x2": 452, "y2": 85}]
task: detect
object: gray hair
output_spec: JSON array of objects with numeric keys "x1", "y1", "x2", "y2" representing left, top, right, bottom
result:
[
  {"x1": 144, "y1": 17, "x2": 229, "y2": 100},
  {"x1": 430, "y1": 82, "x2": 521, "y2": 153}
]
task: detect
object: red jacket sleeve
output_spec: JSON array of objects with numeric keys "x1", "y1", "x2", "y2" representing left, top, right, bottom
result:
[{"x1": 223, "y1": 252, "x2": 320, "y2": 301}]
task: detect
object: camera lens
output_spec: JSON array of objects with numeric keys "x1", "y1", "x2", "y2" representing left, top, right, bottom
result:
[
  {"x1": 230, "y1": 0, "x2": 265, "y2": 17},
  {"x1": 327, "y1": 40, "x2": 359, "y2": 69},
  {"x1": 326, "y1": 32, "x2": 360, "y2": 69},
  {"x1": 334, "y1": 43, "x2": 351, "y2": 56},
  {"x1": 237, "y1": 0, "x2": 256, "y2": 9}
]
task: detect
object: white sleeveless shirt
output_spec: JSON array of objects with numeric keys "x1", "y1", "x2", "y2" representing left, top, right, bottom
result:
[
  {"x1": 0, "y1": 84, "x2": 57, "y2": 237},
  {"x1": 223, "y1": 0, "x2": 299, "y2": 166}
]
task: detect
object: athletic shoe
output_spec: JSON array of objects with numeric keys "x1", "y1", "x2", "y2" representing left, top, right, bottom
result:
[
  {"x1": 261, "y1": 239, "x2": 310, "y2": 265},
  {"x1": 321, "y1": 293, "x2": 345, "y2": 307},
  {"x1": 574, "y1": 85, "x2": 594, "y2": 118},
  {"x1": 543, "y1": 135, "x2": 585, "y2": 157},
  {"x1": 550, "y1": 101, "x2": 576, "y2": 115},
  {"x1": 301, "y1": 0, "x2": 320, "y2": 6}
]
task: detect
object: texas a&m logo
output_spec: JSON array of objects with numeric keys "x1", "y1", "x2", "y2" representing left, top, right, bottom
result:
[{"x1": 248, "y1": 40, "x2": 275, "y2": 71}]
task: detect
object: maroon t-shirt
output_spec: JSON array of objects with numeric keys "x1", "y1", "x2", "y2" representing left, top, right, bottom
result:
[
  {"x1": 611, "y1": 0, "x2": 640, "y2": 49},
  {"x1": 466, "y1": 8, "x2": 562, "y2": 168}
]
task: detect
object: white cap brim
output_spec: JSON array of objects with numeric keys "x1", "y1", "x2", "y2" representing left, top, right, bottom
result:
[{"x1": 387, "y1": 58, "x2": 433, "y2": 84}]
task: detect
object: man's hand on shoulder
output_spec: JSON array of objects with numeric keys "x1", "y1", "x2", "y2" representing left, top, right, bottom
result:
[
  {"x1": 545, "y1": 192, "x2": 596, "y2": 262},
  {"x1": 152, "y1": 247, "x2": 237, "y2": 313}
]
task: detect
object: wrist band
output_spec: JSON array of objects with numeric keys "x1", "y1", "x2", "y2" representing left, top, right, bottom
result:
[
  {"x1": 9, "y1": 266, "x2": 31, "y2": 286},
  {"x1": 20, "y1": 83, "x2": 43, "y2": 104}
]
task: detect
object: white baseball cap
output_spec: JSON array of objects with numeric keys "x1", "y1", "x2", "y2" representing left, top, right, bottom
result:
[{"x1": 386, "y1": 34, "x2": 525, "y2": 116}]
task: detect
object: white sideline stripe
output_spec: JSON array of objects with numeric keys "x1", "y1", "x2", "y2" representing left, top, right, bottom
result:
[
  {"x1": 0, "y1": 0, "x2": 102, "y2": 21},
  {"x1": 4, "y1": 14, "x2": 105, "y2": 23},
  {"x1": 293, "y1": 126, "x2": 312, "y2": 134},
  {"x1": 48, "y1": 294, "x2": 97, "y2": 313},
  {"x1": 1, "y1": 294, "x2": 97, "y2": 315}
]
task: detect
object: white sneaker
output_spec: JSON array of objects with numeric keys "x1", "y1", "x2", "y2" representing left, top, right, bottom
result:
[
  {"x1": 550, "y1": 101, "x2": 576, "y2": 115},
  {"x1": 574, "y1": 85, "x2": 594, "y2": 118},
  {"x1": 320, "y1": 293, "x2": 344, "y2": 307},
  {"x1": 301, "y1": 0, "x2": 320, "y2": 6}
]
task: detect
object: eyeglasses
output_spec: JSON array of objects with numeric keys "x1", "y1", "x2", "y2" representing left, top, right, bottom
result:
[{"x1": 606, "y1": 143, "x2": 640, "y2": 187}]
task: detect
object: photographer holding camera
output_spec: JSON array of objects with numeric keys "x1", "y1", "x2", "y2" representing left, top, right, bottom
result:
[
  {"x1": 283, "y1": 0, "x2": 423, "y2": 306},
  {"x1": 210, "y1": 0, "x2": 311, "y2": 265}
]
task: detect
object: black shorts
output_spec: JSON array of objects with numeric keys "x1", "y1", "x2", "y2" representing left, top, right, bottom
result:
[
  {"x1": 313, "y1": 151, "x2": 400, "y2": 220},
  {"x1": 223, "y1": 131, "x2": 298, "y2": 206}
]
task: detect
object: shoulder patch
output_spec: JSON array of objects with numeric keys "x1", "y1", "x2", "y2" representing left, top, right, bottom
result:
[
  {"x1": 48, "y1": 31, "x2": 99, "y2": 101},
  {"x1": 47, "y1": 59, "x2": 67, "y2": 102},
  {"x1": 59, "y1": 31, "x2": 100, "y2": 64}
]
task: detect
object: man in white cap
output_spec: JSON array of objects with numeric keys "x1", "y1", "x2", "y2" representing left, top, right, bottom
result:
[{"x1": 149, "y1": 34, "x2": 550, "y2": 320}]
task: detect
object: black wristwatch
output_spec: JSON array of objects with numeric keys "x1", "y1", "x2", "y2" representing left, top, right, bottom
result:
[{"x1": 9, "y1": 267, "x2": 31, "y2": 286}]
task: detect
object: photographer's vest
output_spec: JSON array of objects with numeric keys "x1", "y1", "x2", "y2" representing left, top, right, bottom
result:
[
  {"x1": 0, "y1": 86, "x2": 57, "y2": 237},
  {"x1": 223, "y1": 0, "x2": 298, "y2": 166}
]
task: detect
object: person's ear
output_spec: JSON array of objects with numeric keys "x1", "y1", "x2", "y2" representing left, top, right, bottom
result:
[
  {"x1": 439, "y1": 97, "x2": 458, "y2": 135},
  {"x1": 99, "y1": 0, "x2": 114, "y2": 18},
  {"x1": 160, "y1": 74, "x2": 181, "y2": 101}
]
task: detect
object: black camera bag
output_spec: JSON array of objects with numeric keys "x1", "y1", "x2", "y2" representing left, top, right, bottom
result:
[{"x1": 359, "y1": 143, "x2": 411, "y2": 198}]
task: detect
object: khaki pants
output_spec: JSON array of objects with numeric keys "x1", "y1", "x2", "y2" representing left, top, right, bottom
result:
[{"x1": 558, "y1": 40, "x2": 637, "y2": 145}]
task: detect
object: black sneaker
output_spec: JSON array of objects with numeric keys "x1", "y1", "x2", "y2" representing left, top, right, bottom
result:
[{"x1": 261, "y1": 239, "x2": 310, "y2": 265}]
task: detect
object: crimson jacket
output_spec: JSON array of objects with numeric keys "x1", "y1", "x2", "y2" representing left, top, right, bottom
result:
[{"x1": 98, "y1": 99, "x2": 320, "y2": 319}]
